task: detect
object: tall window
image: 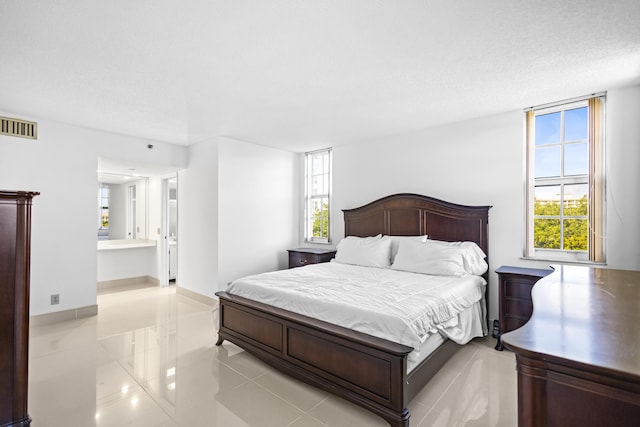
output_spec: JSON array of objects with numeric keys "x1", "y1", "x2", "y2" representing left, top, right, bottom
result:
[
  {"x1": 525, "y1": 94, "x2": 605, "y2": 262},
  {"x1": 305, "y1": 148, "x2": 331, "y2": 243}
]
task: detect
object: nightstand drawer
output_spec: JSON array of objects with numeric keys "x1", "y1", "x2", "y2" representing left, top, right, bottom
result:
[
  {"x1": 289, "y1": 252, "x2": 314, "y2": 268},
  {"x1": 287, "y1": 248, "x2": 336, "y2": 269}
]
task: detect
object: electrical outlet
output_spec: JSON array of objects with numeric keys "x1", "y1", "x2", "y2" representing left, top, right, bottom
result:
[{"x1": 51, "y1": 294, "x2": 60, "y2": 305}]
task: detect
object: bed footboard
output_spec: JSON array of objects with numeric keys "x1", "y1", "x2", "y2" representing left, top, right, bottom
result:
[{"x1": 215, "y1": 291, "x2": 413, "y2": 427}]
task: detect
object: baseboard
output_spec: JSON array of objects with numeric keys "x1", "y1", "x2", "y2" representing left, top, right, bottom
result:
[
  {"x1": 97, "y1": 275, "x2": 159, "y2": 291},
  {"x1": 176, "y1": 286, "x2": 218, "y2": 307},
  {"x1": 30, "y1": 304, "x2": 98, "y2": 326}
]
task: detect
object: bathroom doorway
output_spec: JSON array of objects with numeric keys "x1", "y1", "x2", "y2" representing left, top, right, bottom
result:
[
  {"x1": 165, "y1": 177, "x2": 178, "y2": 284},
  {"x1": 97, "y1": 157, "x2": 178, "y2": 292}
]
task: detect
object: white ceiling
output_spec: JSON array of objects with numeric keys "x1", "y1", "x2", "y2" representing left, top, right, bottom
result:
[{"x1": 1, "y1": 1, "x2": 639, "y2": 153}]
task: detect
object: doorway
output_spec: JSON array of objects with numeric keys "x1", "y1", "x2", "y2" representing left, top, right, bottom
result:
[
  {"x1": 97, "y1": 157, "x2": 178, "y2": 291},
  {"x1": 164, "y1": 177, "x2": 178, "y2": 285}
]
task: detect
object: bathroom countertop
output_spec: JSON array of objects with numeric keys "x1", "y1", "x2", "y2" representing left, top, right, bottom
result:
[{"x1": 97, "y1": 239, "x2": 157, "y2": 251}]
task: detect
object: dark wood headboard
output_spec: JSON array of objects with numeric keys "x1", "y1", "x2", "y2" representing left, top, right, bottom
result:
[{"x1": 342, "y1": 193, "x2": 491, "y2": 258}]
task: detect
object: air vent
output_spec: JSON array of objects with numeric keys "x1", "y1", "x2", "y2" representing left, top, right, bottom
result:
[{"x1": 1, "y1": 116, "x2": 38, "y2": 140}]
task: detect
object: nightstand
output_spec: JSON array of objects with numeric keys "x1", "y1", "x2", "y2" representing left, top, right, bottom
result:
[
  {"x1": 287, "y1": 248, "x2": 337, "y2": 268},
  {"x1": 495, "y1": 265, "x2": 553, "y2": 350}
]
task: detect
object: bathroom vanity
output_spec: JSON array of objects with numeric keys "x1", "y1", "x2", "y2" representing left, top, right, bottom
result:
[{"x1": 97, "y1": 239, "x2": 158, "y2": 286}]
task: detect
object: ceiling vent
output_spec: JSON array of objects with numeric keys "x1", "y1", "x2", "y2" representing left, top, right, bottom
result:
[{"x1": 1, "y1": 116, "x2": 38, "y2": 140}]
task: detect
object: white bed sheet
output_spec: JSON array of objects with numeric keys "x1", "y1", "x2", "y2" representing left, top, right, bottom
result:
[
  {"x1": 226, "y1": 262, "x2": 487, "y2": 353},
  {"x1": 407, "y1": 301, "x2": 486, "y2": 373}
]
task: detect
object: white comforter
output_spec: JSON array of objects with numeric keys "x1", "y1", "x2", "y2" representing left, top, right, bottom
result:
[{"x1": 226, "y1": 262, "x2": 486, "y2": 350}]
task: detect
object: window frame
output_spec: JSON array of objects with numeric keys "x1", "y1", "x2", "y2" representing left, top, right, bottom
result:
[
  {"x1": 524, "y1": 94, "x2": 606, "y2": 263},
  {"x1": 304, "y1": 148, "x2": 332, "y2": 244}
]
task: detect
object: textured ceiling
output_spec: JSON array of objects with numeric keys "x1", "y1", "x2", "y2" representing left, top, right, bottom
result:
[{"x1": 1, "y1": 1, "x2": 639, "y2": 153}]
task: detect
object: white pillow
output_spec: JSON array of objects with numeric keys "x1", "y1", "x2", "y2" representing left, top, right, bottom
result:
[
  {"x1": 425, "y1": 239, "x2": 488, "y2": 275},
  {"x1": 334, "y1": 235, "x2": 392, "y2": 268},
  {"x1": 382, "y1": 235, "x2": 428, "y2": 263},
  {"x1": 391, "y1": 239, "x2": 468, "y2": 276}
]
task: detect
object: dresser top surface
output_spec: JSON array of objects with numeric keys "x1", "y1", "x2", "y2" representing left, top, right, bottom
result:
[
  {"x1": 502, "y1": 264, "x2": 640, "y2": 378},
  {"x1": 495, "y1": 265, "x2": 554, "y2": 278}
]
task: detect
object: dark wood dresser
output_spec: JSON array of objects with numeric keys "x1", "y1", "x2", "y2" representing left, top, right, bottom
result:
[
  {"x1": 0, "y1": 191, "x2": 38, "y2": 427},
  {"x1": 287, "y1": 248, "x2": 336, "y2": 268},
  {"x1": 495, "y1": 265, "x2": 553, "y2": 350},
  {"x1": 502, "y1": 265, "x2": 640, "y2": 426}
]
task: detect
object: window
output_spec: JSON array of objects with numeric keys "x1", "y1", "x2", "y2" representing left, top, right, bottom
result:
[
  {"x1": 525, "y1": 94, "x2": 605, "y2": 262},
  {"x1": 305, "y1": 148, "x2": 331, "y2": 243}
]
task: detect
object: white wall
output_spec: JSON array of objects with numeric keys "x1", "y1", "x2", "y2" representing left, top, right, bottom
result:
[
  {"x1": 177, "y1": 136, "x2": 299, "y2": 298},
  {"x1": 330, "y1": 84, "x2": 640, "y2": 322},
  {"x1": 604, "y1": 86, "x2": 640, "y2": 269},
  {"x1": 148, "y1": 175, "x2": 165, "y2": 283},
  {"x1": 217, "y1": 136, "x2": 299, "y2": 288},
  {"x1": 177, "y1": 138, "x2": 219, "y2": 299},
  {"x1": 107, "y1": 183, "x2": 127, "y2": 239},
  {"x1": 96, "y1": 247, "x2": 157, "y2": 282},
  {"x1": 148, "y1": 176, "x2": 163, "y2": 242},
  {"x1": 0, "y1": 115, "x2": 187, "y2": 316},
  {"x1": 133, "y1": 178, "x2": 147, "y2": 238}
]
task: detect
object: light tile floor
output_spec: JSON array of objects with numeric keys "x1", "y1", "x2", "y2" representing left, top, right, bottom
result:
[{"x1": 28, "y1": 285, "x2": 517, "y2": 426}]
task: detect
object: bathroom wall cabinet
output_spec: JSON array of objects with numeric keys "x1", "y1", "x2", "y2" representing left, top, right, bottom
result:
[{"x1": 0, "y1": 190, "x2": 38, "y2": 427}]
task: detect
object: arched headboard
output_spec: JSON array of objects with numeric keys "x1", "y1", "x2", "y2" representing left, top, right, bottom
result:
[{"x1": 343, "y1": 193, "x2": 491, "y2": 258}]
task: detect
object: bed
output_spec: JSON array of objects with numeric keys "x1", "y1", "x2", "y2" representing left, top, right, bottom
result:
[{"x1": 215, "y1": 193, "x2": 491, "y2": 427}]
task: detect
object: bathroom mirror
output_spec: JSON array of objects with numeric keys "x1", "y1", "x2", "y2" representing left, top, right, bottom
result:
[
  {"x1": 97, "y1": 157, "x2": 151, "y2": 241},
  {"x1": 97, "y1": 157, "x2": 179, "y2": 244},
  {"x1": 98, "y1": 173, "x2": 149, "y2": 240}
]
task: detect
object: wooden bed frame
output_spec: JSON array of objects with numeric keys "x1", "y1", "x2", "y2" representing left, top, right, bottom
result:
[{"x1": 215, "y1": 194, "x2": 491, "y2": 426}]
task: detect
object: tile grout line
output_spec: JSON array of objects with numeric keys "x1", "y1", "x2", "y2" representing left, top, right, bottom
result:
[
  {"x1": 250, "y1": 374, "x2": 316, "y2": 415},
  {"x1": 111, "y1": 353, "x2": 180, "y2": 424},
  {"x1": 412, "y1": 346, "x2": 481, "y2": 427}
]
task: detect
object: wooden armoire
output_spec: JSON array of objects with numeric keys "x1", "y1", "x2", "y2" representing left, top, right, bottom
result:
[{"x1": 0, "y1": 191, "x2": 38, "y2": 427}]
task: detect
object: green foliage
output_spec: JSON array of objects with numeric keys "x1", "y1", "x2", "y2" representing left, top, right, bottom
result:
[
  {"x1": 312, "y1": 202, "x2": 328, "y2": 238},
  {"x1": 534, "y1": 219, "x2": 560, "y2": 249},
  {"x1": 533, "y1": 196, "x2": 588, "y2": 251},
  {"x1": 563, "y1": 196, "x2": 588, "y2": 216},
  {"x1": 563, "y1": 219, "x2": 587, "y2": 250},
  {"x1": 534, "y1": 200, "x2": 560, "y2": 216}
]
